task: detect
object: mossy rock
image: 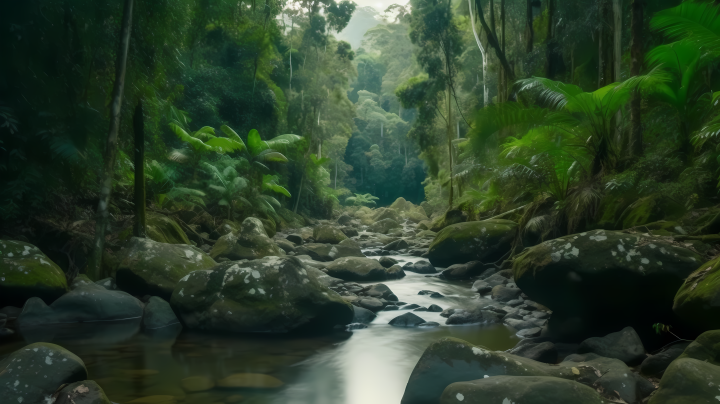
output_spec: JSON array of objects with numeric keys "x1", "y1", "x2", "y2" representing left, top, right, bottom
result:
[
  {"x1": 430, "y1": 209, "x2": 467, "y2": 232},
  {"x1": 676, "y1": 329, "x2": 720, "y2": 366},
  {"x1": 372, "y1": 208, "x2": 401, "y2": 223},
  {"x1": 120, "y1": 212, "x2": 190, "y2": 245},
  {"x1": 619, "y1": 195, "x2": 685, "y2": 230},
  {"x1": 0, "y1": 240, "x2": 68, "y2": 307},
  {"x1": 513, "y1": 229, "x2": 701, "y2": 341},
  {"x1": 626, "y1": 220, "x2": 687, "y2": 236},
  {"x1": 210, "y1": 217, "x2": 284, "y2": 261},
  {"x1": 440, "y1": 376, "x2": 605, "y2": 404},
  {"x1": 417, "y1": 220, "x2": 431, "y2": 231},
  {"x1": 115, "y1": 237, "x2": 217, "y2": 300},
  {"x1": 313, "y1": 225, "x2": 348, "y2": 244},
  {"x1": 648, "y1": 358, "x2": 720, "y2": 404},
  {"x1": 258, "y1": 217, "x2": 276, "y2": 238},
  {"x1": 369, "y1": 218, "x2": 401, "y2": 234},
  {"x1": 427, "y1": 219, "x2": 517, "y2": 267},
  {"x1": 170, "y1": 257, "x2": 353, "y2": 333},
  {"x1": 674, "y1": 257, "x2": 720, "y2": 333}
]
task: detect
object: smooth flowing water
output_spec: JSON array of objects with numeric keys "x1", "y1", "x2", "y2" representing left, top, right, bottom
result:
[{"x1": 0, "y1": 254, "x2": 518, "y2": 404}]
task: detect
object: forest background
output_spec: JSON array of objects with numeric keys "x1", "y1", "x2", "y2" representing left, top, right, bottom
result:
[{"x1": 2, "y1": 0, "x2": 720, "y2": 274}]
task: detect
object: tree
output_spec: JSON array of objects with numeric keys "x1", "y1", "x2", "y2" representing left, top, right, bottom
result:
[
  {"x1": 133, "y1": 101, "x2": 146, "y2": 238},
  {"x1": 629, "y1": 0, "x2": 644, "y2": 156},
  {"x1": 90, "y1": 0, "x2": 134, "y2": 280}
]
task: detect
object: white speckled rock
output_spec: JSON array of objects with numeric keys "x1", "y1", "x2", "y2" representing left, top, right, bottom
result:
[
  {"x1": 115, "y1": 237, "x2": 217, "y2": 300},
  {"x1": 170, "y1": 256, "x2": 353, "y2": 333},
  {"x1": 0, "y1": 342, "x2": 87, "y2": 404},
  {"x1": 0, "y1": 240, "x2": 69, "y2": 307}
]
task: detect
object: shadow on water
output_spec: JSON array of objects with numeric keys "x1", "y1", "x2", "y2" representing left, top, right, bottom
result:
[{"x1": 0, "y1": 254, "x2": 518, "y2": 404}]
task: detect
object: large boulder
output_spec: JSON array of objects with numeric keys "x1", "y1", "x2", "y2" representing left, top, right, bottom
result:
[
  {"x1": 427, "y1": 220, "x2": 518, "y2": 267},
  {"x1": 143, "y1": 296, "x2": 180, "y2": 330},
  {"x1": 369, "y1": 218, "x2": 401, "y2": 234},
  {"x1": 440, "y1": 261, "x2": 487, "y2": 280},
  {"x1": 372, "y1": 207, "x2": 401, "y2": 223},
  {"x1": 578, "y1": 327, "x2": 646, "y2": 366},
  {"x1": 430, "y1": 209, "x2": 467, "y2": 232},
  {"x1": 18, "y1": 282, "x2": 143, "y2": 326},
  {"x1": 295, "y1": 243, "x2": 365, "y2": 262},
  {"x1": 440, "y1": 376, "x2": 605, "y2": 404},
  {"x1": 673, "y1": 256, "x2": 720, "y2": 333},
  {"x1": 0, "y1": 342, "x2": 87, "y2": 404},
  {"x1": 210, "y1": 217, "x2": 285, "y2": 261},
  {"x1": 313, "y1": 225, "x2": 348, "y2": 244},
  {"x1": 326, "y1": 257, "x2": 406, "y2": 281},
  {"x1": 401, "y1": 337, "x2": 653, "y2": 404},
  {"x1": 513, "y1": 230, "x2": 702, "y2": 341},
  {"x1": 640, "y1": 341, "x2": 691, "y2": 377},
  {"x1": 676, "y1": 329, "x2": 720, "y2": 365},
  {"x1": 562, "y1": 353, "x2": 655, "y2": 404},
  {"x1": 170, "y1": 257, "x2": 354, "y2": 333},
  {"x1": 116, "y1": 237, "x2": 216, "y2": 300},
  {"x1": 55, "y1": 381, "x2": 112, "y2": 404},
  {"x1": 0, "y1": 240, "x2": 69, "y2": 307},
  {"x1": 648, "y1": 358, "x2": 720, "y2": 404}
]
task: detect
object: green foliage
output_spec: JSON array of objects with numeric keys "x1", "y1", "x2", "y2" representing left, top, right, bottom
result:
[{"x1": 345, "y1": 193, "x2": 379, "y2": 207}]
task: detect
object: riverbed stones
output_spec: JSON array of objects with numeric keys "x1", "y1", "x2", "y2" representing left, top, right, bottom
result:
[
  {"x1": 170, "y1": 257, "x2": 353, "y2": 333},
  {"x1": 383, "y1": 239, "x2": 409, "y2": 251},
  {"x1": 379, "y1": 256, "x2": 398, "y2": 268},
  {"x1": 116, "y1": 237, "x2": 216, "y2": 300},
  {"x1": 389, "y1": 312, "x2": 426, "y2": 327},
  {"x1": 210, "y1": 218, "x2": 285, "y2": 261},
  {"x1": 427, "y1": 219, "x2": 518, "y2": 267},
  {"x1": 363, "y1": 283, "x2": 398, "y2": 301},
  {"x1": 639, "y1": 342, "x2": 691, "y2": 377},
  {"x1": 508, "y1": 340, "x2": 558, "y2": 363},
  {"x1": 286, "y1": 234, "x2": 304, "y2": 245},
  {"x1": 369, "y1": 218, "x2": 401, "y2": 234},
  {"x1": 673, "y1": 256, "x2": 720, "y2": 333},
  {"x1": 295, "y1": 243, "x2": 364, "y2": 262},
  {"x1": 492, "y1": 285, "x2": 522, "y2": 303},
  {"x1": 0, "y1": 342, "x2": 87, "y2": 404},
  {"x1": 0, "y1": 240, "x2": 69, "y2": 307},
  {"x1": 352, "y1": 306, "x2": 377, "y2": 323},
  {"x1": 55, "y1": 380, "x2": 112, "y2": 404},
  {"x1": 18, "y1": 282, "x2": 144, "y2": 326},
  {"x1": 648, "y1": 358, "x2": 720, "y2": 404},
  {"x1": 358, "y1": 297, "x2": 385, "y2": 312},
  {"x1": 404, "y1": 261, "x2": 435, "y2": 274},
  {"x1": 578, "y1": 326, "x2": 646, "y2": 365},
  {"x1": 143, "y1": 296, "x2": 180, "y2": 330},
  {"x1": 440, "y1": 261, "x2": 487, "y2": 280},
  {"x1": 440, "y1": 376, "x2": 606, "y2": 404},
  {"x1": 326, "y1": 257, "x2": 405, "y2": 281},
  {"x1": 313, "y1": 225, "x2": 348, "y2": 244},
  {"x1": 513, "y1": 229, "x2": 702, "y2": 340}
]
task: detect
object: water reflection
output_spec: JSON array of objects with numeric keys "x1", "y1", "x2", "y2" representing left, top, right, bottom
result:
[{"x1": 0, "y1": 254, "x2": 518, "y2": 404}]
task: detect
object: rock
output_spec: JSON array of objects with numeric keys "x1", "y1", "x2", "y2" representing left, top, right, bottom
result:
[
  {"x1": 358, "y1": 297, "x2": 385, "y2": 312},
  {"x1": 0, "y1": 342, "x2": 87, "y2": 404},
  {"x1": 352, "y1": 306, "x2": 377, "y2": 323},
  {"x1": 427, "y1": 219, "x2": 518, "y2": 267},
  {"x1": 326, "y1": 257, "x2": 405, "y2": 281},
  {"x1": 440, "y1": 376, "x2": 605, "y2": 404},
  {"x1": 347, "y1": 323, "x2": 368, "y2": 330},
  {"x1": 275, "y1": 239, "x2": 296, "y2": 253},
  {"x1": 470, "y1": 280, "x2": 492, "y2": 294},
  {"x1": 287, "y1": 234, "x2": 304, "y2": 245},
  {"x1": 372, "y1": 207, "x2": 401, "y2": 223},
  {"x1": 578, "y1": 326, "x2": 646, "y2": 366},
  {"x1": 116, "y1": 237, "x2": 216, "y2": 300},
  {"x1": 505, "y1": 318, "x2": 539, "y2": 330},
  {"x1": 484, "y1": 273, "x2": 509, "y2": 287},
  {"x1": 18, "y1": 282, "x2": 144, "y2": 326},
  {"x1": 419, "y1": 322, "x2": 439, "y2": 327},
  {"x1": 295, "y1": 243, "x2": 365, "y2": 262},
  {"x1": 405, "y1": 261, "x2": 436, "y2": 274},
  {"x1": 429, "y1": 209, "x2": 468, "y2": 232},
  {"x1": 340, "y1": 227, "x2": 359, "y2": 237},
  {"x1": 379, "y1": 256, "x2": 399, "y2": 268},
  {"x1": 369, "y1": 218, "x2": 401, "y2": 234},
  {"x1": 0, "y1": 240, "x2": 69, "y2": 307},
  {"x1": 639, "y1": 342, "x2": 691, "y2": 377},
  {"x1": 143, "y1": 296, "x2": 180, "y2": 330},
  {"x1": 170, "y1": 257, "x2": 353, "y2": 333},
  {"x1": 673, "y1": 256, "x2": 720, "y2": 333},
  {"x1": 416, "y1": 230, "x2": 436, "y2": 239},
  {"x1": 313, "y1": 225, "x2": 348, "y2": 244},
  {"x1": 364, "y1": 283, "x2": 398, "y2": 301},
  {"x1": 337, "y1": 214, "x2": 353, "y2": 226},
  {"x1": 492, "y1": 285, "x2": 522, "y2": 303},
  {"x1": 440, "y1": 261, "x2": 487, "y2": 280},
  {"x1": 55, "y1": 381, "x2": 112, "y2": 404},
  {"x1": 509, "y1": 340, "x2": 558, "y2": 363},
  {"x1": 217, "y1": 373, "x2": 284, "y2": 388},
  {"x1": 446, "y1": 308, "x2": 501, "y2": 325},
  {"x1": 648, "y1": 358, "x2": 720, "y2": 404},
  {"x1": 676, "y1": 329, "x2": 720, "y2": 365},
  {"x1": 427, "y1": 304, "x2": 443, "y2": 312},
  {"x1": 517, "y1": 327, "x2": 543, "y2": 338},
  {"x1": 181, "y1": 376, "x2": 215, "y2": 392},
  {"x1": 513, "y1": 230, "x2": 701, "y2": 340},
  {"x1": 383, "y1": 239, "x2": 409, "y2": 251},
  {"x1": 210, "y1": 218, "x2": 285, "y2": 261},
  {"x1": 95, "y1": 277, "x2": 117, "y2": 291},
  {"x1": 389, "y1": 312, "x2": 426, "y2": 327}
]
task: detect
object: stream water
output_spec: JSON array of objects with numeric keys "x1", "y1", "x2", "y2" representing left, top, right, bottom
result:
[{"x1": 0, "y1": 253, "x2": 518, "y2": 404}]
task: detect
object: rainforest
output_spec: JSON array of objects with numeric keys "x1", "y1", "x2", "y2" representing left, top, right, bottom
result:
[{"x1": 2, "y1": 0, "x2": 720, "y2": 403}]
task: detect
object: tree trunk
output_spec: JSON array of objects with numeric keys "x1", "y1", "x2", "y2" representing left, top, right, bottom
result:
[
  {"x1": 89, "y1": 0, "x2": 134, "y2": 280},
  {"x1": 501, "y1": 0, "x2": 506, "y2": 101},
  {"x1": 545, "y1": 0, "x2": 555, "y2": 79},
  {"x1": 469, "y1": 0, "x2": 489, "y2": 105},
  {"x1": 293, "y1": 171, "x2": 305, "y2": 213},
  {"x1": 133, "y1": 100, "x2": 146, "y2": 238},
  {"x1": 446, "y1": 82, "x2": 454, "y2": 207},
  {"x1": 630, "y1": 0, "x2": 644, "y2": 156},
  {"x1": 334, "y1": 160, "x2": 337, "y2": 189},
  {"x1": 598, "y1": 0, "x2": 613, "y2": 87},
  {"x1": 475, "y1": 0, "x2": 516, "y2": 81},
  {"x1": 613, "y1": 0, "x2": 623, "y2": 150},
  {"x1": 526, "y1": 0, "x2": 534, "y2": 53}
]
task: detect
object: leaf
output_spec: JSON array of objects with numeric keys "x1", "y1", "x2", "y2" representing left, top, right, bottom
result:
[
  {"x1": 220, "y1": 125, "x2": 247, "y2": 150},
  {"x1": 206, "y1": 137, "x2": 245, "y2": 153},
  {"x1": 266, "y1": 134, "x2": 303, "y2": 150},
  {"x1": 255, "y1": 149, "x2": 289, "y2": 163},
  {"x1": 247, "y1": 129, "x2": 269, "y2": 156}
]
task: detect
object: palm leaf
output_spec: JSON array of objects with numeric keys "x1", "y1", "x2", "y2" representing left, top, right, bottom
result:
[
  {"x1": 651, "y1": 2, "x2": 720, "y2": 54},
  {"x1": 247, "y1": 129, "x2": 269, "y2": 156},
  {"x1": 220, "y1": 125, "x2": 247, "y2": 150}
]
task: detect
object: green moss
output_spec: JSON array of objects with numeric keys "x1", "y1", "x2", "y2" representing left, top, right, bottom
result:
[
  {"x1": 0, "y1": 240, "x2": 69, "y2": 305},
  {"x1": 119, "y1": 212, "x2": 190, "y2": 244}
]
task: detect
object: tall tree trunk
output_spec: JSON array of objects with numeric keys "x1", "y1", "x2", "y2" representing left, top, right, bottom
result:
[
  {"x1": 334, "y1": 160, "x2": 337, "y2": 189},
  {"x1": 545, "y1": 0, "x2": 555, "y2": 79},
  {"x1": 613, "y1": 0, "x2": 623, "y2": 149},
  {"x1": 447, "y1": 82, "x2": 454, "y2": 207},
  {"x1": 469, "y1": 0, "x2": 489, "y2": 106},
  {"x1": 475, "y1": 0, "x2": 516, "y2": 81},
  {"x1": 598, "y1": 0, "x2": 613, "y2": 87},
  {"x1": 133, "y1": 100, "x2": 146, "y2": 238},
  {"x1": 526, "y1": 0, "x2": 534, "y2": 53},
  {"x1": 630, "y1": 0, "x2": 644, "y2": 156},
  {"x1": 500, "y1": 0, "x2": 506, "y2": 101},
  {"x1": 89, "y1": 0, "x2": 134, "y2": 280}
]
